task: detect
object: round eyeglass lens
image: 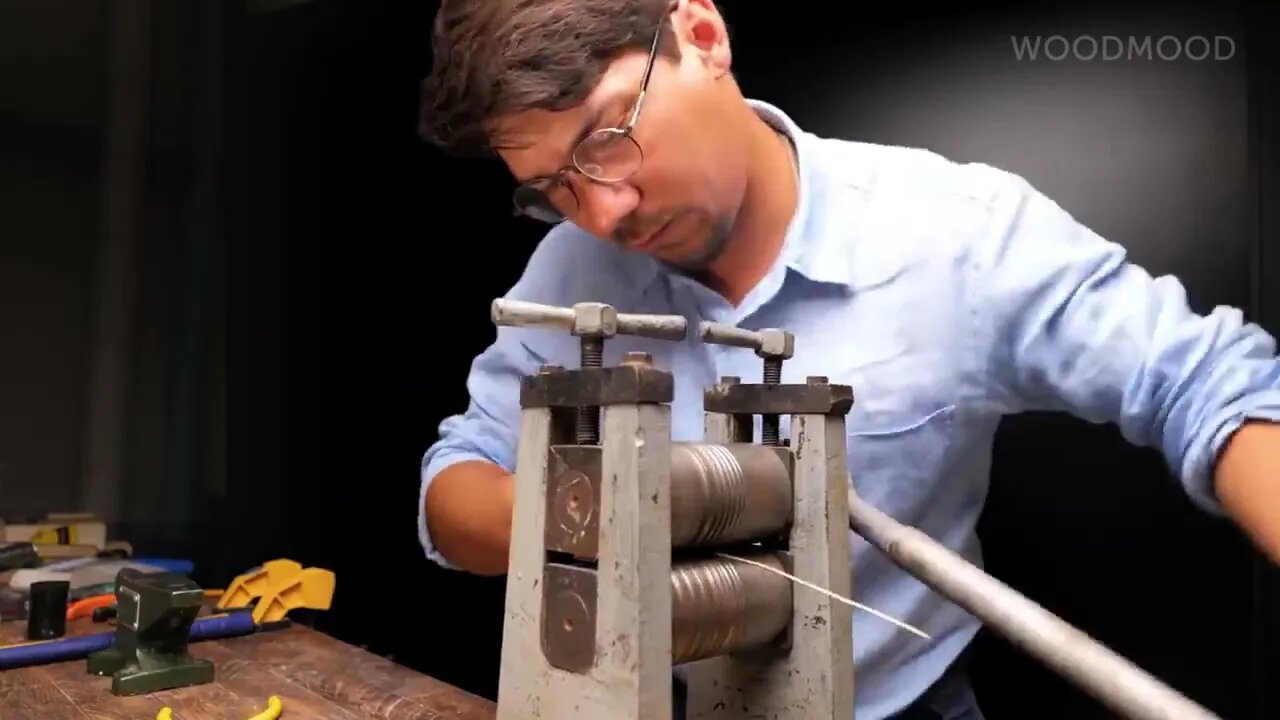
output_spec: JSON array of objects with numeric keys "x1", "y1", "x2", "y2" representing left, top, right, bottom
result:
[
  {"x1": 513, "y1": 183, "x2": 571, "y2": 223},
  {"x1": 573, "y1": 128, "x2": 643, "y2": 182}
]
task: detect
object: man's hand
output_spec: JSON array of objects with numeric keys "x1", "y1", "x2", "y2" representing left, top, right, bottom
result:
[{"x1": 1215, "y1": 420, "x2": 1280, "y2": 565}]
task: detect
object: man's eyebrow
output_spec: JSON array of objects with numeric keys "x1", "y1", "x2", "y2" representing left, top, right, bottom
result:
[{"x1": 511, "y1": 105, "x2": 604, "y2": 185}]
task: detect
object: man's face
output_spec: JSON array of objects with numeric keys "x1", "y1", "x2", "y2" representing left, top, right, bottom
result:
[{"x1": 493, "y1": 6, "x2": 744, "y2": 271}]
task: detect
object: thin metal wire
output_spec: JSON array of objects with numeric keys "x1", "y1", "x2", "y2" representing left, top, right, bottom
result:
[{"x1": 714, "y1": 551, "x2": 931, "y2": 640}]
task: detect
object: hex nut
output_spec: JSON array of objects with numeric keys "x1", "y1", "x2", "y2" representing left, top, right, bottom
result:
[
  {"x1": 571, "y1": 302, "x2": 619, "y2": 337},
  {"x1": 755, "y1": 329, "x2": 795, "y2": 360}
]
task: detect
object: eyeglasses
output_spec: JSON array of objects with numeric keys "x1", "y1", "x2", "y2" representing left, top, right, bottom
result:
[{"x1": 511, "y1": 8, "x2": 668, "y2": 224}]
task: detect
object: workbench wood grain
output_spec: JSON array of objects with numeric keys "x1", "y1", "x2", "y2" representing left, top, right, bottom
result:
[{"x1": 0, "y1": 610, "x2": 497, "y2": 720}]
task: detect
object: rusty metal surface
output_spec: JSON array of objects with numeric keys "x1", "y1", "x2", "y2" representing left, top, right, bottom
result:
[
  {"x1": 545, "y1": 445, "x2": 601, "y2": 557},
  {"x1": 542, "y1": 563, "x2": 599, "y2": 674},
  {"x1": 704, "y1": 377, "x2": 754, "y2": 443},
  {"x1": 520, "y1": 365, "x2": 674, "y2": 409},
  {"x1": 703, "y1": 379, "x2": 854, "y2": 416},
  {"x1": 671, "y1": 553, "x2": 792, "y2": 665}
]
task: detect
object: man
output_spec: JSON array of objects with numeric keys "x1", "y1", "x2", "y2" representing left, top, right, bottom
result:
[{"x1": 414, "y1": 1, "x2": 1280, "y2": 718}]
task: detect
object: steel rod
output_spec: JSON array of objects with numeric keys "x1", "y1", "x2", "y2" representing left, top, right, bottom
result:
[{"x1": 846, "y1": 489, "x2": 1220, "y2": 720}]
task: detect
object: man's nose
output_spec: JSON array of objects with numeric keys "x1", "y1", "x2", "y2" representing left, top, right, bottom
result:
[{"x1": 572, "y1": 180, "x2": 640, "y2": 238}]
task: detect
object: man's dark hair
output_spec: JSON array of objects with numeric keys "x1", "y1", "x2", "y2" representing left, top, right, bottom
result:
[{"x1": 418, "y1": 0, "x2": 681, "y2": 157}]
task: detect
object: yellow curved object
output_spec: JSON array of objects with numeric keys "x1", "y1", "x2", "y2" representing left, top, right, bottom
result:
[
  {"x1": 251, "y1": 568, "x2": 335, "y2": 623},
  {"x1": 155, "y1": 695, "x2": 281, "y2": 720},
  {"x1": 247, "y1": 695, "x2": 284, "y2": 720},
  {"x1": 217, "y1": 559, "x2": 304, "y2": 610}
]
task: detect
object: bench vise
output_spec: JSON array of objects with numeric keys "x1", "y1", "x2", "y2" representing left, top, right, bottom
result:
[{"x1": 86, "y1": 567, "x2": 214, "y2": 695}]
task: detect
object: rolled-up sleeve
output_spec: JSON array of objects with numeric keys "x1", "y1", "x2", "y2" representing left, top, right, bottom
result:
[
  {"x1": 970, "y1": 170, "x2": 1280, "y2": 514},
  {"x1": 417, "y1": 325, "x2": 544, "y2": 569}
]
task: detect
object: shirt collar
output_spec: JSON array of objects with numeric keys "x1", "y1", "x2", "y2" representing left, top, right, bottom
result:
[
  {"x1": 633, "y1": 99, "x2": 863, "y2": 298},
  {"x1": 747, "y1": 99, "x2": 857, "y2": 289}
]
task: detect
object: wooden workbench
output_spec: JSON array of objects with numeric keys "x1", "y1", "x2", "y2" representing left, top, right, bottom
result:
[{"x1": 0, "y1": 610, "x2": 497, "y2": 719}]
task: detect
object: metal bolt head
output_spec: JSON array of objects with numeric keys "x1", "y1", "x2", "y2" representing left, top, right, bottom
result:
[
  {"x1": 621, "y1": 351, "x2": 653, "y2": 367},
  {"x1": 720, "y1": 375, "x2": 741, "y2": 385},
  {"x1": 807, "y1": 375, "x2": 829, "y2": 385},
  {"x1": 754, "y1": 329, "x2": 795, "y2": 360},
  {"x1": 571, "y1": 302, "x2": 618, "y2": 338},
  {"x1": 538, "y1": 364, "x2": 565, "y2": 375}
]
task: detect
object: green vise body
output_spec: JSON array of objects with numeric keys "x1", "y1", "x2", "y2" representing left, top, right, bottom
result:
[{"x1": 87, "y1": 567, "x2": 214, "y2": 695}]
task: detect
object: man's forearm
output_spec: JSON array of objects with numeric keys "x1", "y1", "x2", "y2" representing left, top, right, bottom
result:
[
  {"x1": 1216, "y1": 420, "x2": 1280, "y2": 565},
  {"x1": 424, "y1": 459, "x2": 515, "y2": 575}
]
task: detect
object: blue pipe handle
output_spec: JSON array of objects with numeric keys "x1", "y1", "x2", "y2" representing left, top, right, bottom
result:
[{"x1": 0, "y1": 610, "x2": 256, "y2": 670}]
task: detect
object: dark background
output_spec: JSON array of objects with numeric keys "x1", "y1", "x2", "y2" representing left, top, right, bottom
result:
[{"x1": 1, "y1": 1, "x2": 1277, "y2": 717}]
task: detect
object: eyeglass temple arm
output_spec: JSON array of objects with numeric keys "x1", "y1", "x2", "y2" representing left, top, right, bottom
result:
[{"x1": 625, "y1": 9, "x2": 667, "y2": 129}]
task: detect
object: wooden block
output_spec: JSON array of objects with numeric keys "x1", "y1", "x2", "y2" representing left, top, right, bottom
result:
[{"x1": 5, "y1": 521, "x2": 107, "y2": 550}]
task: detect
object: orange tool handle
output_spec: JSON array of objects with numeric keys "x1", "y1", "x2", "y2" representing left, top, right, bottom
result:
[{"x1": 66, "y1": 594, "x2": 115, "y2": 621}]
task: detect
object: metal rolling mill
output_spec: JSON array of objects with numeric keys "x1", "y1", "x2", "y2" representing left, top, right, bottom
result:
[{"x1": 487, "y1": 298, "x2": 1219, "y2": 720}]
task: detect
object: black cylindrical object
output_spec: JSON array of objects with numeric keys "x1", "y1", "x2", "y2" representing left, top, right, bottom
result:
[
  {"x1": 92, "y1": 605, "x2": 118, "y2": 623},
  {"x1": 26, "y1": 580, "x2": 70, "y2": 640},
  {"x1": 0, "y1": 542, "x2": 39, "y2": 572}
]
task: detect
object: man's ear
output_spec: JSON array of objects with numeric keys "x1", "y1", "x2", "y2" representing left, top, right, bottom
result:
[{"x1": 671, "y1": 0, "x2": 731, "y2": 78}]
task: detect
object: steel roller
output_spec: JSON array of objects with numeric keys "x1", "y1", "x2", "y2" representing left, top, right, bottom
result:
[
  {"x1": 545, "y1": 442, "x2": 793, "y2": 558},
  {"x1": 542, "y1": 552, "x2": 794, "y2": 670},
  {"x1": 671, "y1": 552, "x2": 792, "y2": 665}
]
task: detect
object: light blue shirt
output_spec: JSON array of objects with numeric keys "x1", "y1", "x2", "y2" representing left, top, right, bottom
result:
[{"x1": 418, "y1": 100, "x2": 1280, "y2": 718}]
